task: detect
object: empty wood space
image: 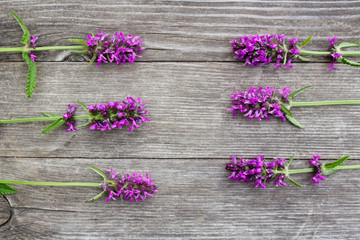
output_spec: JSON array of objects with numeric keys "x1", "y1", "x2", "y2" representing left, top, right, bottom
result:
[{"x1": 1, "y1": 1, "x2": 359, "y2": 239}]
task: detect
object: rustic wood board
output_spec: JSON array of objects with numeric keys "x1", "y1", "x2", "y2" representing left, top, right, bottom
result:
[
  {"x1": 0, "y1": 157, "x2": 360, "y2": 240},
  {"x1": 1, "y1": 0, "x2": 360, "y2": 239}
]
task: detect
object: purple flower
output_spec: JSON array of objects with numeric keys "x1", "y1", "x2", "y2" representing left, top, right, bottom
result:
[
  {"x1": 309, "y1": 153, "x2": 322, "y2": 167},
  {"x1": 273, "y1": 175, "x2": 287, "y2": 187},
  {"x1": 27, "y1": 35, "x2": 38, "y2": 62},
  {"x1": 327, "y1": 37, "x2": 338, "y2": 48},
  {"x1": 309, "y1": 154, "x2": 326, "y2": 185},
  {"x1": 86, "y1": 30, "x2": 146, "y2": 66},
  {"x1": 88, "y1": 97, "x2": 149, "y2": 132},
  {"x1": 62, "y1": 104, "x2": 79, "y2": 132},
  {"x1": 103, "y1": 170, "x2": 158, "y2": 203},
  {"x1": 228, "y1": 86, "x2": 290, "y2": 122},
  {"x1": 65, "y1": 122, "x2": 78, "y2": 132},
  {"x1": 288, "y1": 38, "x2": 298, "y2": 46},
  {"x1": 29, "y1": 53, "x2": 37, "y2": 62},
  {"x1": 325, "y1": 37, "x2": 343, "y2": 71},
  {"x1": 225, "y1": 155, "x2": 287, "y2": 188},
  {"x1": 230, "y1": 34, "x2": 300, "y2": 68},
  {"x1": 29, "y1": 36, "x2": 38, "y2": 48},
  {"x1": 283, "y1": 59, "x2": 294, "y2": 69}
]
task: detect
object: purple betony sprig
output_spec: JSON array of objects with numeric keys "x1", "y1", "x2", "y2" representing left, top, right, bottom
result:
[
  {"x1": 0, "y1": 97, "x2": 149, "y2": 134},
  {"x1": 0, "y1": 12, "x2": 145, "y2": 98},
  {"x1": 230, "y1": 34, "x2": 360, "y2": 70},
  {"x1": 228, "y1": 86, "x2": 360, "y2": 128},
  {"x1": 0, "y1": 165, "x2": 157, "y2": 203},
  {"x1": 226, "y1": 154, "x2": 359, "y2": 188}
]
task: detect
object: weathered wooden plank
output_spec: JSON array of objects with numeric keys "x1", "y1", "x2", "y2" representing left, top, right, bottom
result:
[
  {"x1": 0, "y1": 196, "x2": 11, "y2": 227},
  {"x1": 0, "y1": 62, "x2": 359, "y2": 159},
  {"x1": 0, "y1": 0, "x2": 360, "y2": 62},
  {"x1": 0, "y1": 157, "x2": 359, "y2": 239}
]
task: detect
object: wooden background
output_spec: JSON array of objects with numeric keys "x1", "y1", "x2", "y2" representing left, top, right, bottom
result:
[{"x1": 0, "y1": 0, "x2": 360, "y2": 239}]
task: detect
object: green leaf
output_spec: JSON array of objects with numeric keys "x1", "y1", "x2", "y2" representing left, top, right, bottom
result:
[
  {"x1": 84, "y1": 191, "x2": 106, "y2": 203},
  {"x1": 297, "y1": 55, "x2": 311, "y2": 62},
  {"x1": 280, "y1": 104, "x2": 292, "y2": 117},
  {"x1": 285, "y1": 114, "x2": 305, "y2": 129},
  {"x1": 77, "y1": 100, "x2": 89, "y2": 112},
  {"x1": 322, "y1": 168, "x2": 340, "y2": 176},
  {"x1": 76, "y1": 121, "x2": 91, "y2": 128},
  {"x1": 42, "y1": 112, "x2": 60, "y2": 117},
  {"x1": 71, "y1": 50, "x2": 90, "y2": 54},
  {"x1": 10, "y1": 11, "x2": 31, "y2": 44},
  {"x1": 338, "y1": 42, "x2": 360, "y2": 49},
  {"x1": 40, "y1": 118, "x2": 65, "y2": 134},
  {"x1": 22, "y1": 52, "x2": 37, "y2": 98},
  {"x1": 288, "y1": 177, "x2": 303, "y2": 188},
  {"x1": 67, "y1": 38, "x2": 87, "y2": 46},
  {"x1": 88, "y1": 165, "x2": 107, "y2": 180},
  {"x1": 289, "y1": 85, "x2": 312, "y2": 100},
  {"x1": 325, "y1": 155, "x2": 350, "y2": 169},
  {"x1": 88, "y1": 54, "x2": 97, "y2": 66},
  {"x1": 286, "y1": 154, "x2": 295, "y2": 168},
  {"x1": 299, "y1": 36, "x2": 312, "y2": 48},
  {"x1": 340, "y1": 56, "x2": 360, "y2": 67},
  {"x1": 0, "y1": 183, "x2": 17, "y2": 195}
]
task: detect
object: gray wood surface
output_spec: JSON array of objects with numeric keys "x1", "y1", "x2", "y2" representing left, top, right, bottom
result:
[{"x1": 0, "y1": 0, "x2": 360, "y2": 239}]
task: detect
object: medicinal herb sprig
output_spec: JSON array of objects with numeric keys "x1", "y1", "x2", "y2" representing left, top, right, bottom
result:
[
  {"x1": 0, "y1": 97, "x2": 149, "y2": 134},
  {"x1": 0, "y1": 12, "x2": 145, "y2": 98},
  {"x1": 225, "y1": 154, "x2": 360, "y2": 188},
  {"x1": 0, "y1": 165, "x2": 158, "y2": 203},
  {"x1": 230, "y1": 34, "x2": 360, "y2": 70},
  {"x1": 228, "y1": 86, "x2": 360, "y2": 128}
]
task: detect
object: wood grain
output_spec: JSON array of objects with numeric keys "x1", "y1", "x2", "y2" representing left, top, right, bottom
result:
[
  {"x1": 0, "y1": 62, "x2": 359, "y2": 159},
  {"x1": 0, "y1": 157, "x2": 360, "y2": 239},
  {"x1": 0, "y1": 0, "x2": 359, "y2": 62},
  {"x1": 0, "y1": 196, "x2": 11, "y2": 227},
  {"x1": 0, "y1": 0, "x2": 360, "y2": 239}
]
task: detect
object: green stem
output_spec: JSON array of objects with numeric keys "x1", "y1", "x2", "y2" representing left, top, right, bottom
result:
[
  {"x1": 0, "y1": 115, "x2": 91, "y2": 124},
  {"x1": 300, "y1": 50, "x2": 331, "y2": 56},
  {"x1": 277, "y1": 164, "x2": 360, "y2": 175},
  {"x1": 0, "y1": 47, "x2": 24, "y2": 53},
  {"x1": 0, "y1": 45, "x2": 87, "y2": 53},
  {"x1": 0, "y1": 180, "x2": 100, "y2": 187},
  {"x1": 340, "y1": 51, "x2": 360, "y2": 56},
  {"x1": 291, "y1": 100, "x2": 360, "y2": 107},
  {"x1": 300, "y1": 50, "x2": 360, "y2": 56}
]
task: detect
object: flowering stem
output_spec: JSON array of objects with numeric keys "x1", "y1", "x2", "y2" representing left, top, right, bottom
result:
[
  {"x1": 277, "y1": 165, "x2": 360, "y2": 175},
  {"x1": 0, "y1": 115, "x2": 90, "y2": 124},
  {"x1": 0, "y1": 180, "x2": 100, "y2": 187},
  {"x1": 300, "y1": 49, "x2": 360, "y2": 56},
  {"x1": 299, "y1": 50, "x2": 331, "y2": 56},
  {"x1": 291, "y1": 100, "x2": 360, "y2": 107},
  {"x1": 340, "y1": 51, "x2": 360, "y2": 56},
  {"x1": 0, "y1": 45, "x2": 87, "y2": 53}
]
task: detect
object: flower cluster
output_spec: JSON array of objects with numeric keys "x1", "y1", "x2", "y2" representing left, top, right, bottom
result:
[
  {"x1": 225, "y1": 155, "x2": 287, "y2": 188},
  {"x1": 63, "y1": 104, "x2": 79, "y2": 132},
  {"x1": 326, "y1": 37, "x2": 343, "y2": 71},
  {"x1": 230, "y1": 34, "x2": 300, "y2": 68},
  {"x1": 88, "y1": 97, "x2": 149, "y2": 132},
  {"x1": 28, "y1": 35, "x2": 38, "y2": 62},
  {"x1": 309, "y1": 154, "x2": 326, "y2": 185},
  {"x1": 103, "y1": 169, "x2": 158, "y2": 203},
  {"x1": 86, "y1": 30, "x2": 146, "y2": 66},
  {"x1": 228, "y1": 86, "x2": 291, "y2": 121}
]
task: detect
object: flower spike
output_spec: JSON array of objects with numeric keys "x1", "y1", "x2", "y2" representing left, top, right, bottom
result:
[
  {"x1": 0, "y1": 165, "x2": 158, "y2": 204},
  {"x1": 226, "y1": 154, "x2": 360, "y2": 188},
  {"x1": 0, "y1": 97, "x2": 150, "y2": 134},
  {"x1": 228, "y1": 86, "x2": 360, "y2": 128},
  {"x1": 230, "y1": 34, "x2": 360, "y2": 70},
  {"x1": 0, "y1": 12, "x2": 146, "y2": 98}
]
